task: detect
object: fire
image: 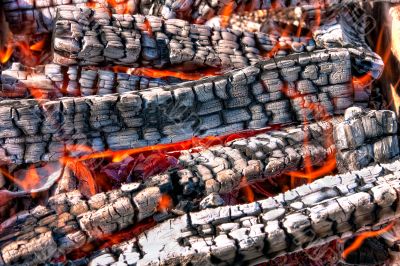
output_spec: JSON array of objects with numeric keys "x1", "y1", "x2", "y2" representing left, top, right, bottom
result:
[
  {"x1": 352, "y1": 72, "x2": 373, "y2": 89},
  {"x1": 220, "y1": 1, "x2": 235, "y2": 28},
  {"x1": 0, "y1": 44, "x2": 13, "y2": 64},
  {"x1": 0, "y1": 165, "x2": 40, "y2": 191},
  {"x1": 61, "y1": 146, "x2": 98, "y2": 196},
  {"x1": 111, "y1": 66, "x2": 219, "y2": 80},
  {"x1": 157, "y1": 194, "x2": 172, "y2": 212},
  {"x1": 143, "y1": 19, "x2": 153, "y2": 36},
  {"x1": 29, "y1": 39, "x2": 46, "y2": 52},
  {"x1": 240, "y1": 177, "x2": 255, "y2": 202},
  {"x1": 289, "y1": 152, "x2": 336, "y2": 187},
  {"x1": 391, "y1": 7, "x2": 400, "y2": 63},
  {"x1": 391, "y1": 83, "x2": 400, "y2": 115},
  {"x1": 72, "y1": 128, "x2": 275, "y2": 164},
  {"x1": 342, "y1": 222, "x2": 395, "y2": 259}
]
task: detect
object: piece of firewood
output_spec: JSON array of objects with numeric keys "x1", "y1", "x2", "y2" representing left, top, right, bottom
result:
[
  {"x1": 79, "y1": 157, "x2": 400, "y2": 265},
  {"x1": 0, "y1": 47, "x2": 366, "y2": 165},
  {"x1": 0, "y1": 108, "x2": 397, "y2": 265}
]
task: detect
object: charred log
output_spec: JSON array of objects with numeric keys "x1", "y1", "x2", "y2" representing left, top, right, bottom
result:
[
  {"x1": 0, "y1": 48, "x2": 362, "y2": 165},
  {"x1": 0, "y1": 108, "x2": 397, "y2": 265},
  {"x1": 0, "y1": 63, "x2": 178, "y2": 98},
  {"x1": 73, "y1": 156, "x2": 400, "y2": 265}
]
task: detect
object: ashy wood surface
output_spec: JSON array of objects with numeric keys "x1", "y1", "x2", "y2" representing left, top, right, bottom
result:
[
  {"x1": 0, "y1": 48, "x2": 365, "y2": 165},
  {"x1": 0, "y1": 108, "x2": 397, "y2": 265},
  {"x1": 0, "y1": 0, "x2": 352, "y2": 36},
  {"x1": 108, "y1": 159, "x2": 400, "y2": 266},
  {"x1": 51, "y1": 6, "x2": 316, "y2": 68},
  {"x1": 0, "y1": 62, "x2": 177, "y2": 98}
]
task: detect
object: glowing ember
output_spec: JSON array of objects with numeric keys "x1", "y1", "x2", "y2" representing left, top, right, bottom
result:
[
  {"x1": 143, "y1": 19, "x2": 153, "y2": 36},
  {"x1": 352, "y1": 72, "x2": 373, "y2": 89},
  {"x1": 0, "y1": 44, "x2": 13, "y2": 64},
  {"x1": 342, "y1": 222, "x2": 395, "y2": 259},
  {"x1": 157, "y1": 194, "x2": 172, "y2": 212}
]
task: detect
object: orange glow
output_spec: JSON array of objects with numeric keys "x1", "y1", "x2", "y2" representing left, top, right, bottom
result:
[
  {"x1": 29, "y1": 39, "x2": 46, "y2": 52},
  {"x1": 61, "y1": 148, "x2": 97, "y2": 196},
  {"x1": 342, "y1": 222, "x2": 395, "y2": 259},
  {"x1": 220, "y1": 1, "x2": 235, "y2": 28},
  {"x1": 157, "y1": 194, "x2": 172, "y2": 212},
  {"x1": 70, "y1": 128, "x2": 275, "y2": 163},
  {"x1": 391, "y1": 82, "x2": 400, "y2": 115},
  {"x1": 352, "y1": 72, "x2": 373, "y2": 89},
  {"x1": 391, "y1": 7, "x2": 400, "y2": 63},
  {"x1": 0, "y1": 44, "x2": 13, "y2": 64},
  {"x1": 111, "y1": 66, "x2": 219, "y2": 80},
  {"x1": 240, "y1": 177, "x2": 255, "y2": 202},
  {"x1": 143, "y1": 19, "x2": 153, "y2": 36},
  {"x1": 288, "y1": 153, "x2": 336, "y2": 186},
  {"x1": 0, "y1": 165, "x2": 40, "y2": 191}
]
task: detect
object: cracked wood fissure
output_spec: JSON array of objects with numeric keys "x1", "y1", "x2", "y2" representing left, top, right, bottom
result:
[
  {"x1": 0, "y1": 47, "x2": 370, "y2": 165},
  {"x1": 0, "y1": 108, "x2": 398, "y2": 265},
  {"x1": 86, "y1": 158, "x2": 400, "y2": 266},
  {"x1": 51, "y1": 7, "x2": 316, "y2": 68}
]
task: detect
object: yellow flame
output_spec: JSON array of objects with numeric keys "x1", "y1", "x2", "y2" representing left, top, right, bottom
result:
[{"x1": 391, "y1": 83, "x2": 400, "y2": 116}]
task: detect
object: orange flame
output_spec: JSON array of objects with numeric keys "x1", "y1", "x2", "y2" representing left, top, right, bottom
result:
[
  {"x1": 157, "y1": 194, "x2": 172, "y2": 212},
  {"x1": 111, "y1": 66, "x2": 219, "y2": 80},
  {"x1": 352, "y1": 72, "x2": 373, "y2": 89},
  {"x1": 240, "y1": 176, "x2": 255, "y2": 202},
  {"x1": 391, "y1": 83, "x2": 400, "y2": 115},
  {"x1": 0, "y1": 165, "x2": 40, "y2": 191},
  {"x1": 61, "y1": 146, "x2": 98, "y2": 196},
  {"x1": 143, "y1": 19, "x2": 153, "y2": 36},
  {"x1": 71, "y1": 127, "x2": 275, "y2": 164},
  {"x1": 342, "y1": 222, "x2": 395, "y2": 259},
  {"x1": 0, "y1": 45, "x2": 13, "y2": 64},
  {"x1": 220, "y1": 1, "x2": 235, "y2": 28},
  {"x1": 29, "y1": 39, "x2": 46, "y2": 52}
]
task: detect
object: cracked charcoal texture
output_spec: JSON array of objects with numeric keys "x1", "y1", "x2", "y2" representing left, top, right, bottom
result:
[
  {"x1": 0, "y1": 109, "x2": 397, "y2": 265},
  {"x1": 51, "y1": 6, "x2": 316, "y2": 68},
  {"x1": 0, "y1": 48, "x2": 367, "y2": 165},
  {"x1": 0, "y1": 0, "x2": 356, "y2": 36},
  {"x1": 80, "y1": 157, "x2": 400, "y2": 265},
  {"x1": 0, "y1": 62, "x2": 179, "y2": 98}
]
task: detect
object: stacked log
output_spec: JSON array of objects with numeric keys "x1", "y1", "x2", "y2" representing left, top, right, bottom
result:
[
  {"x1": 0, "y1": 63, "x2": 175, "y2": 98},
  {"x1": 96, "y1": 158, "x2": 400, "y2": 265},
  {"x1": 0, "y1": 108, "x2": 397, "y2": 265},
  {"x1": 0, "y1": 46, "x2": 363, "y2": 165}
]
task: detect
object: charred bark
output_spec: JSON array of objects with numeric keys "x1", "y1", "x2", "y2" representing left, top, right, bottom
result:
[
  {"x1": 0, "y1": 63, "x2": 178, "y2": 98},
  {"x1": 0, "y1": 108, "x2": 397, "y2": 265},
  {"x1": 0, "y1": 48, "x2": 364, "y2": 165}
]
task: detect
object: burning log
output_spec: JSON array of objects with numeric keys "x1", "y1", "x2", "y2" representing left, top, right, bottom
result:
[
  {"x1": 0, "y1": 63, "x2": 178, "y2": 98},
  {"x1": 84, "y1": 158, "x2": 400, "y2": 265},
  {"x1": 0, "y1": 47, "x2": 363, "y2": 165},
  {"x1": 0, "y1": 108, "x2": 397, "y2": 265},
  {"x1": 0, "y1": 0, "x2": 348, "y2": 36},
  {"x1": 51, "y1": 6, "x2": 316, "y2": 68}
]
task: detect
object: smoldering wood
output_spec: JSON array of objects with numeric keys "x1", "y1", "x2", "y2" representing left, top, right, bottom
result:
[
  {"x1": 57, "y1": 157, "x2": 400, "y2": 266},
  {"x1": 0, "y1": 48, "x2": 368, "y2": 165},
  {"x1": 0, "y1": 108, "x2": 397, "y2": 265},
  {"x1": 51, "y1": 6, "x2": 317, "y2": 68},
  {"x1": 0, "y1": 63, "x2": 178, "y2": 98}
]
